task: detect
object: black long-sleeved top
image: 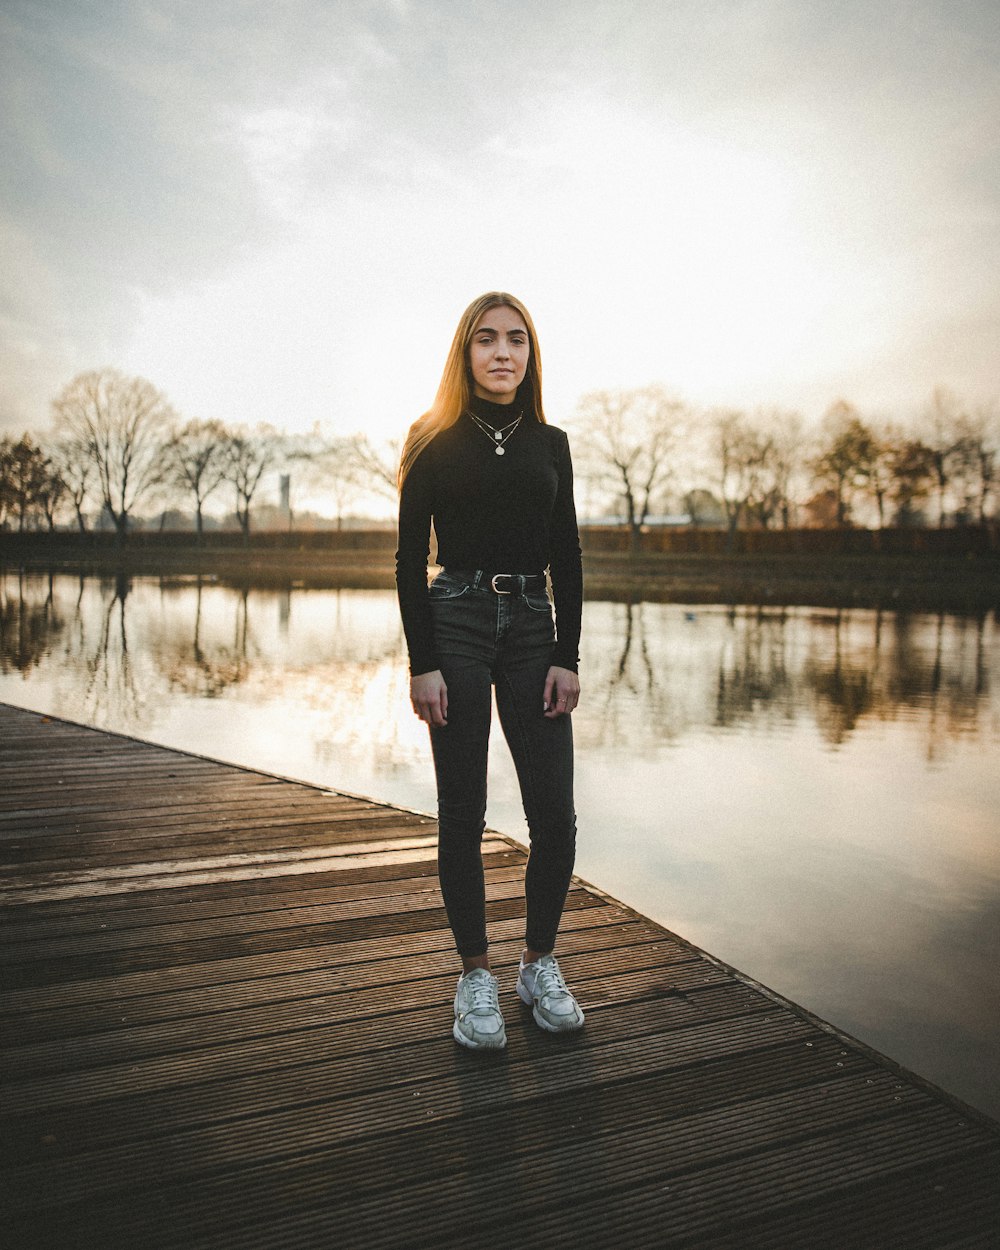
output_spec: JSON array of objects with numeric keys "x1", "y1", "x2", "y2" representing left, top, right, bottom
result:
[{"x1": 396, "y1": 397, "x2": 583, "y2": 677}]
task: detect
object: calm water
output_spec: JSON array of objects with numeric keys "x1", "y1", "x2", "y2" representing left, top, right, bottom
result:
[{"x1": 2, "y1": 571, "x2": 998, "y2": 1121}]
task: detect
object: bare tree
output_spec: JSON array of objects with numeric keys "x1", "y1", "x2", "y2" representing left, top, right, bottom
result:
[
  {"x1": 811, "y1": 401, "x2": 878, "y2": 527},
  {"x1": 573, "y1": 385, "x2": 686, "y2": 550},
  {"x1": 222, "y1": 425, "x2": 281, "y2": 539},
  {"x1": 49, "y1": 434, "x2": 94, "y2": 532},
  {"x1": 706, "y1": 409, "x2": 805, "y2": 539},
  {"x1": 0, "y1": 435, "x2": 54, "y2": 531},
  {"x1": 164, "y1": 418, "x2": 230, "y2": 539},
  {"x1": 860, "y1": 421, "x2": 901, "y2": 529},
  {"x1": 709, "y1": 410, "x2": 767, "y2": 545},
  {"x1": 948, "y1": 429, "x2": 982, "y2": 525},
  {"x1": 0, "y1": 438, "x2": 16, "y2": 528},
  {"x1": 284, "y1": 429, "x2": 364, "y2": 530},
  {"x1": 35, "y1": 462, "x2": 67, "y2": 531},
  {"x1": 51, "y1": 369, "x2": 175, "y2": 539},
  {"x1": 952, "y1": 404, "x2": 998, "y2": 524},
  {"x1": 346, "y1": 433, "x2": 401, "y2": 503},
  {"x1": 762, "y1": 408, "x2": 806, "y2": 529},
  {"x1": 887, "y1": 437, "x2": 934, "y2": 526},
  {"x1": 740, "y1": 420, "x2": 791, "y2": 531},
  {"x1": 968, "y1": 405, "x2": 999, "y2": 523},
  {"x1": 323, "y1": 450, "x2": 361, "y2": 530},
  {"x1": 921, "y1": 387, "x2": 967, "y2": 527},
  {"x1": 252, "y1": 427, "x2": 400, "y2": 530}
]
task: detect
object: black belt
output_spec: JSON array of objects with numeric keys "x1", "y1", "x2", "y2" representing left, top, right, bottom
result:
[{"x1": 445, "y1": 569, "x2": 546, "y2": 596}]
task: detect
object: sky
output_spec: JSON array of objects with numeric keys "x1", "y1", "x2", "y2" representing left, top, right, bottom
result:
[{"x1": 2, "y1": 0, "x2": 999, "y2": 446}]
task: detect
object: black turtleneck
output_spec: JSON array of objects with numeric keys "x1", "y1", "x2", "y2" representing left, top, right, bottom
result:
[{"x1": 396, "y1": 396, "x2": 583, "y2": 676}]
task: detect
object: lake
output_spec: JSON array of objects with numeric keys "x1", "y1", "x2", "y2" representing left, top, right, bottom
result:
[{"x1": 2, "y1": 570, "x2": 998, "y2": 1122}]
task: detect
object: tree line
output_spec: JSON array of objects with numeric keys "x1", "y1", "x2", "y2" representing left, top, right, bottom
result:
[
  {"x1": 572, "y1": 384, "x2": 998, "y2": 546},
  {"x1": 1, "y1": 367, "x2": 996, "y2": 537},
  {"x1": 0, "y1": 369, "x2": 396, "y2": 537}
]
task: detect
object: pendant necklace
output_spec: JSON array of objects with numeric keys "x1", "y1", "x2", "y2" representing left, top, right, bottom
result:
[{"x1": 467, "y1": 410, "x2": 522, "y2": 456}]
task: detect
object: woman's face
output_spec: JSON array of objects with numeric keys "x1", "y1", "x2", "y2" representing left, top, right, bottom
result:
[{"x1": 467, "y1": 305, "x2": 530, "y2": 405}]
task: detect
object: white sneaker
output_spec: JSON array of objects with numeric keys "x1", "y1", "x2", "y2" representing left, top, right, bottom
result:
[
  {"x1": 453, "y1": 968, "x2": 507, "y2": 1049},
  {"x1": 516, "y1": 954, "x2": 585, "y2": 1033}
]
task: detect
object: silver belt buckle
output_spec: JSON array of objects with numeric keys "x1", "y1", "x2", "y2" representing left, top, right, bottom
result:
[{"x1": 491, "y1": 573, "x2": 514, "y2": 595}]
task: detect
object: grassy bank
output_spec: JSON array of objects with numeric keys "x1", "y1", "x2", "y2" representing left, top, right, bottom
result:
[{"x1": 580, "y1": 551, "x2": 999, "y2": 612}]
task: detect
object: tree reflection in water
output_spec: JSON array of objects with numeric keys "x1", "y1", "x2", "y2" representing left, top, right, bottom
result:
[
  {"x1": 153, "y1": 581, "x2": 252, "y2": 698},
  {"x1": 576, "y1": 600, "x2": 994, "y2": 763},
  {"x1": 81, "y1": 573, "x2": 144, "y2": 730},
  {"x1": 0, "y1": 573, "x2": 995, "y2": 764},
  {"x1": 1, "y1": 571, "x2": 146, "y2": 728},
  {"x1": 0, "y1": 572, "x2": 65, "y2": 674},
  {"x1": 802, "y1": 609, "x2": 991, "y2": 758},
  {"x1": 714, "y1": 607, "x2": 796, "y2": 731}
]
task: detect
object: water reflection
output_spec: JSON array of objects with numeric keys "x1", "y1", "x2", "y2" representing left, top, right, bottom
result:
[
  {"x1": 0, "y1": 572, "x2": 998, "y2": 1122},
  {"x1": 155, "y1": 583, "x2": 252, "y2": 698},
  {"x1": 715, "y1": 607, "x2": 797, "y2": 730},
  {"x1": 4, "y1": 575, "x2": 993, "y2": 763},
  {"x1": 0, "y1": 571, "x2": 68, "y2": 674},
  {"x1": 576, "y1": 599, "x2": 995, "y2": 763}
]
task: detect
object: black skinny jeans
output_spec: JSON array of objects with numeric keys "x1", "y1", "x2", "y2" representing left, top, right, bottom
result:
[{"x1": 427, "y1": 570, "x2": 577, "y2": 958}]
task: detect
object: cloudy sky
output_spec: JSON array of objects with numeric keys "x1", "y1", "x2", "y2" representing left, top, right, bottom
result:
[{"x1": 2, "y1": 0, "x2": 998, "y2": 443}]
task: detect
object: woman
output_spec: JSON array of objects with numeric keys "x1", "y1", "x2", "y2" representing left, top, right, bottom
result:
[{"x1": 396, "y1": 291, "x2": 585, "y2": 1050}]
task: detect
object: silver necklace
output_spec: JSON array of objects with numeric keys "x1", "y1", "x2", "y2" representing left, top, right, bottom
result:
[
  {"x1": 467, "y1": 410, "x2": 522, "y2": 456},
  {"x1": 465, "y1": 410, "x2": 520, "y2": 455}
]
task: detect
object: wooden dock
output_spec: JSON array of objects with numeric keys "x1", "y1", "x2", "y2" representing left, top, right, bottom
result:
[{"x1": 1, "y1": 702, "x2": 998, "y2": 1249}]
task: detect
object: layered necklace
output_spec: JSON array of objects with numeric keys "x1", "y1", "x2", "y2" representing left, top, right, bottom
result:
[{"x1": 467, "y1": 408, "x2": 522, "y2": 456}]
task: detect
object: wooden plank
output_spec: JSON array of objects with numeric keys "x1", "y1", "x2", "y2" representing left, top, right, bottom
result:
[
  {"x1": 0, "y1": 848, "x2": 519, "y2": 925},
  {"x1": 2, "y1": 916, "x2": 666, "y2": 1044},
  {"x1": 2, "y1": 877, "x2": 602, "y2": 966},
  {"x1": 1, "y1": 983, "x2": 776, "y2": 1152},
  {"x1": 0, "y1": 902, "x2": 625, "y2": 1013},
  {"x1": 0, "y1": 861, "x2": 523, "y2": 942}
]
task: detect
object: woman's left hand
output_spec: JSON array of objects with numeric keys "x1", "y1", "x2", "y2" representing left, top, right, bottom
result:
[{"x1": 543, "y1": 666, "x2": 580, "y2": 718}]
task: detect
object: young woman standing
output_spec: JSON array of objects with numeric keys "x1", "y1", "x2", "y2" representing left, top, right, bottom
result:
[{"x1": 396, "y1": 291, "x2": 585, "y2": 1049}]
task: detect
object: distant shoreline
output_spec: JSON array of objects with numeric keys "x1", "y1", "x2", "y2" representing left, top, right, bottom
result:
[{"x1": 3, "y1": 529, "x2": 998, "y2": 612}]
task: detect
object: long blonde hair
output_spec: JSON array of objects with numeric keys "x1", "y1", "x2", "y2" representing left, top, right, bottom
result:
[{"x1": 397, "y1": 291, "x2": 545, "y2": 489}]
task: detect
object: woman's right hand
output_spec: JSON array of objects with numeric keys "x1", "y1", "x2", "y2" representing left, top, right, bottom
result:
[{"x1": 410, "y1": 670, "x2": 448, "y2": 727}]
